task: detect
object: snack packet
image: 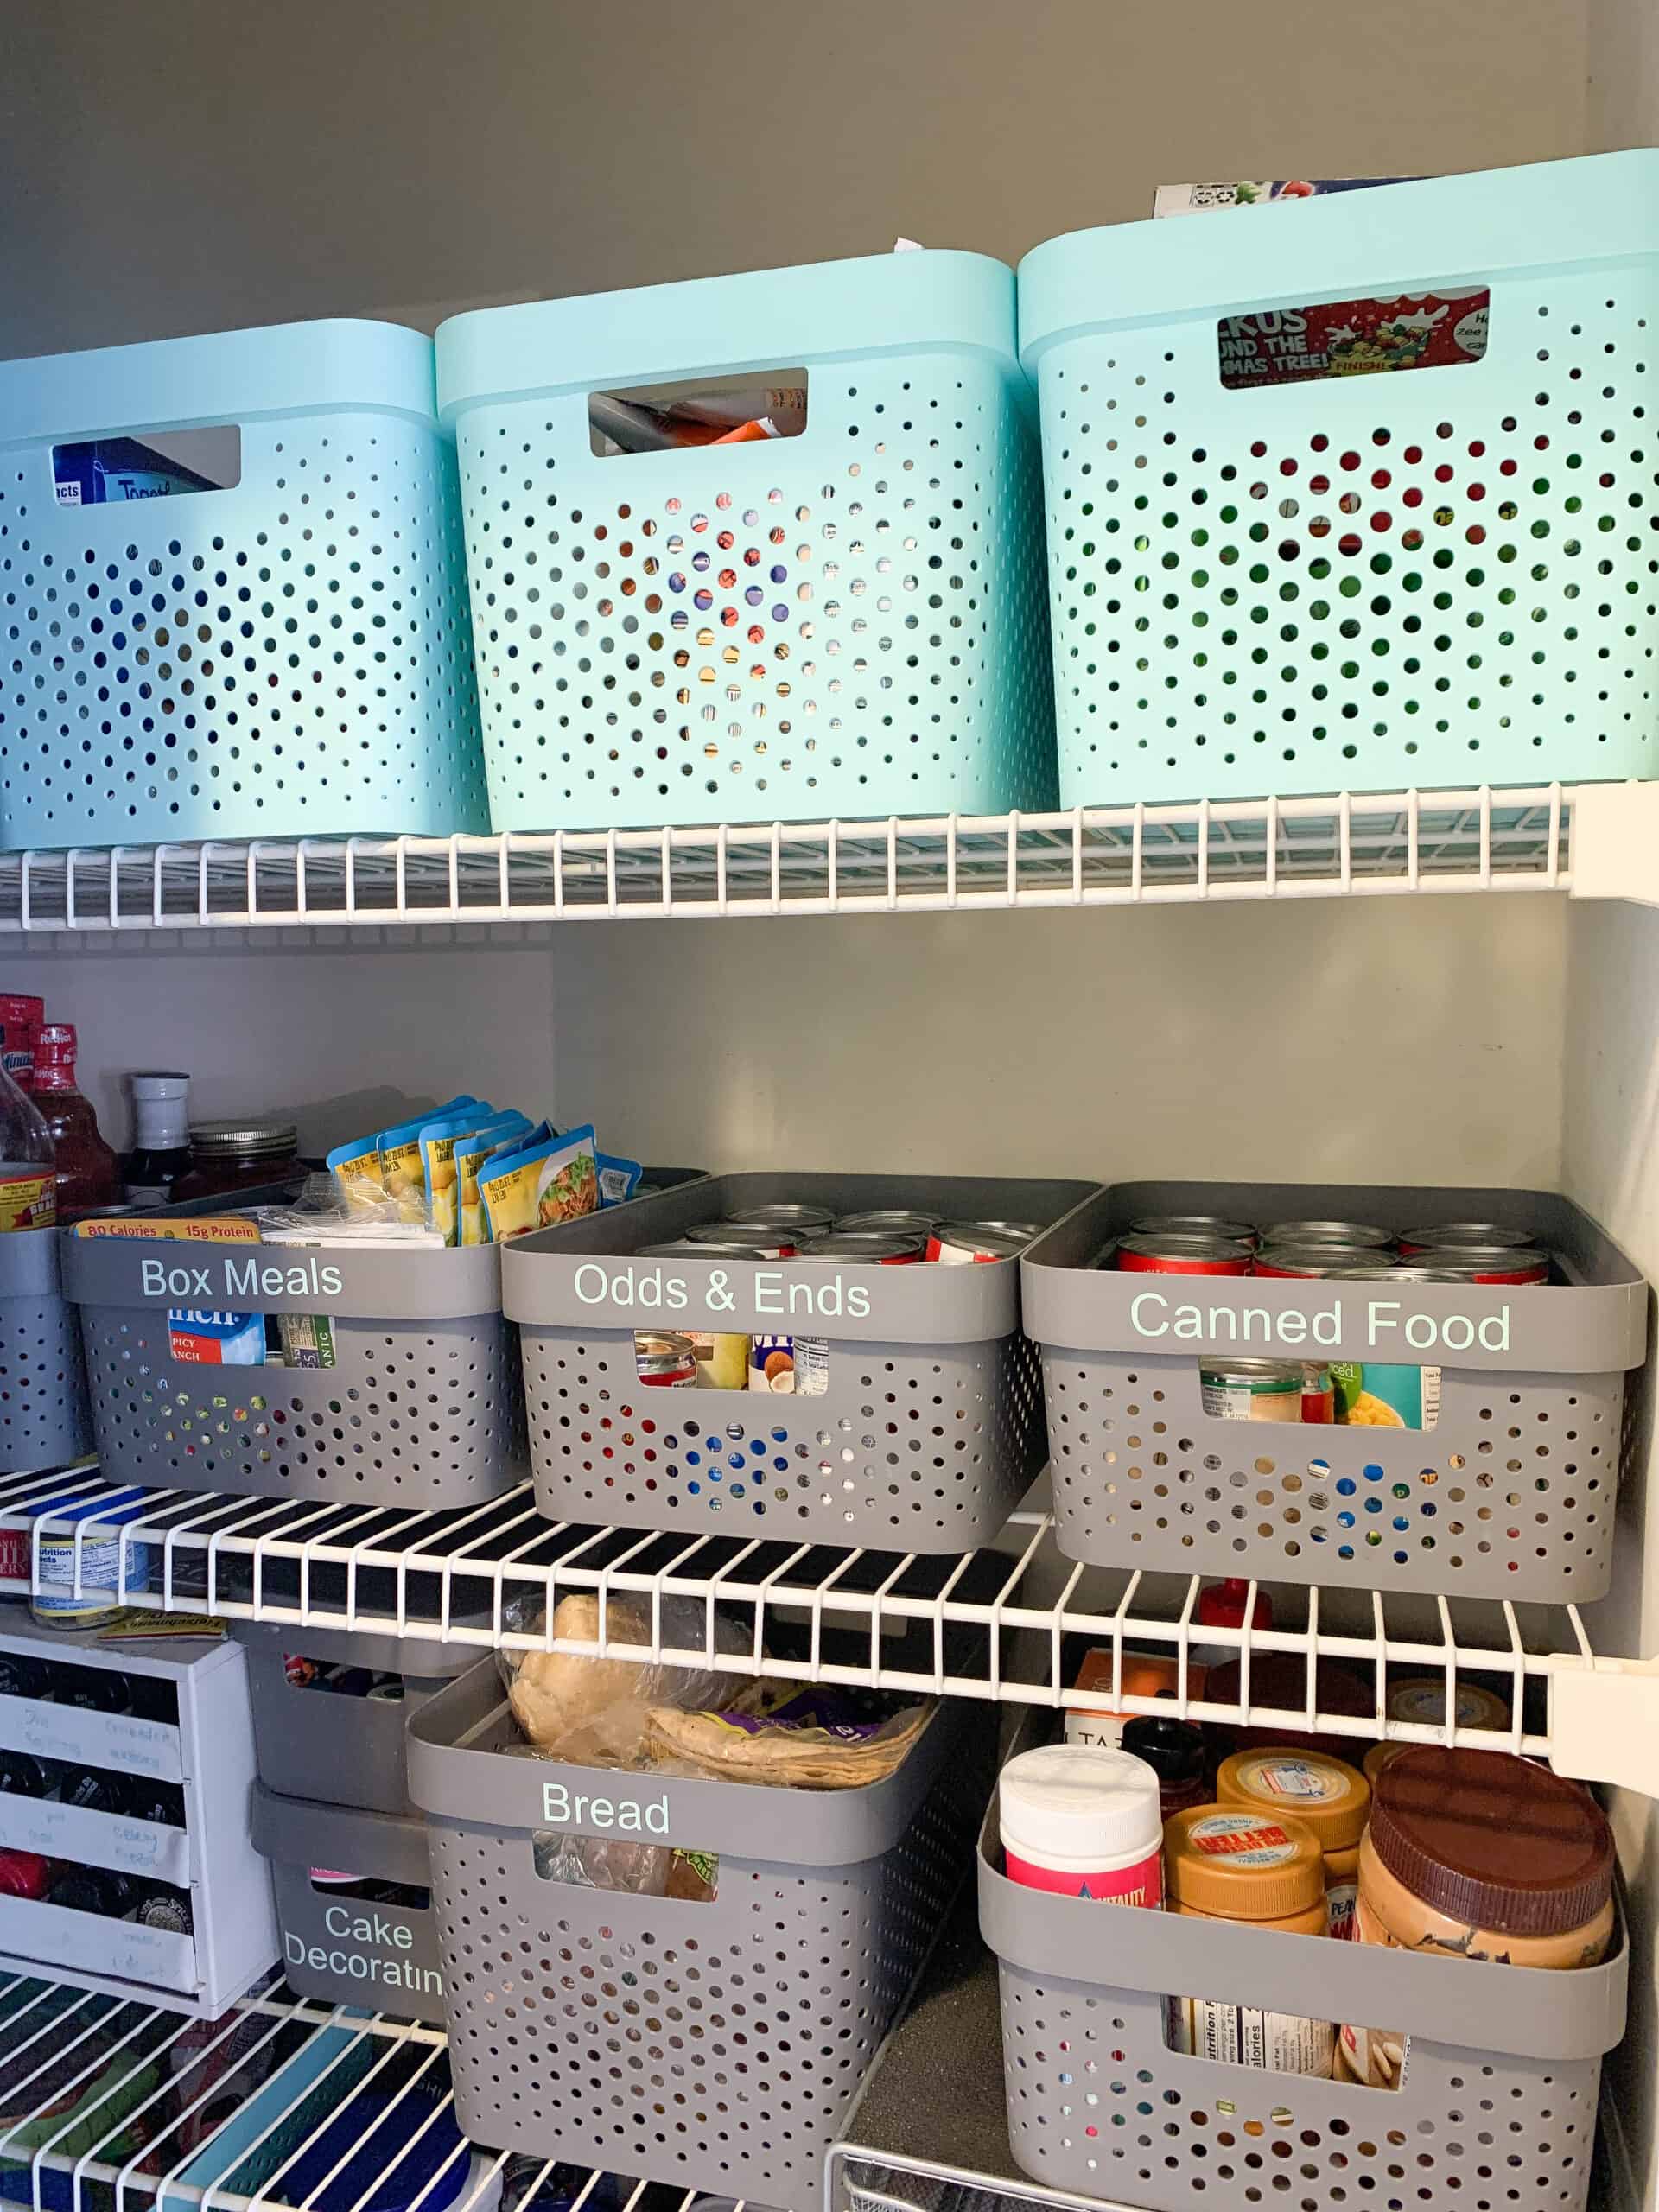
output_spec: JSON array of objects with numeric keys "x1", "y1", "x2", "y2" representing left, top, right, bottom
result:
[
  {"x1": 455, "y1": 1115, "x2": 538, "y2": 1246},
  {"x1": 420, "y1": 1109, "x2": 494, "y2": 1245},
  {"x1": 596, "y1": 1153, "x2": 644, "y2": 1207},
  {"x1": 325, "y1": 1132, "x2": 388, "y2": 1214},
  {"x1": 478, "y1": 1126, "x2": 599, "y2": 1243},
  {"x1": 378, "y1": 1096, "x2": 476, "y2": 1226}
]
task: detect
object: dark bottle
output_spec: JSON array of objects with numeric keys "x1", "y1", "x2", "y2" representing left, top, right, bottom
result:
[
  {"x1": 55, "y1": 1669, "x2": 131, "y2": 1716},
  {"x1": 1122, "y1": 1714, "x2": 1211, "y2": 1822},
  {"x1": 0, "y1": 1850, "x2": 49, "y2": 1899},
  {"x1": 122, "y1": 1073, "x2": 192, "y2": 1207},
  {"x1": 128, "y1": 1780, "x2": 187, "y2": 1828},
  {"x1": 0, "y1": 1654, "x2": 48, "y2": 1700},
  {"x1": 131, "y1": 1884, "x2": 192, "y2": 1934},
  {"x1": 32, "y1": 1023, "x2": 118, "y2": 1223},
  {"x1": 0, "y1": 1751, "x2": 54, "y2": 1798},
  {"x1": 60, "y1": 1767, "x2": 135, "y2": 1816},
  {"x1": 48, "y1": 1866, "x2": 135, "y2": 1916}
]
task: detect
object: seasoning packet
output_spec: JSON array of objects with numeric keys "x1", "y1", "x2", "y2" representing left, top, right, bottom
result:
[
  {"x1": 596, "y1": 1153, "x2": 644, "y2": 1206},
  {"x1": 478, "y1": 1126, "x2": 599, "y2": 1243},
  {"x1": 420, "y1": 1108, "x2": 494, "y2": 1245},
  {"x1": 455, "y1": 1115, "x2": 539, "y2": 1246}
]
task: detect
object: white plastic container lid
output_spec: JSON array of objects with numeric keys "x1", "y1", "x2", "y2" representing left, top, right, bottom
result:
[{"x1": 1000, "y1": 1741, "x2": 1163, "y2": 1872}]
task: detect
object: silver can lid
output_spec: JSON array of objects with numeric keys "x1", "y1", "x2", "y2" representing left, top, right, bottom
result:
[
  {"x1": 1255, "y1": 1244, "x2": 1397, "y2": 1279},
  {"x1": 1259, "y1": 1219, "x2": 1394, "y2": 1248},
  {"x1": 1132, "y1": 1213, "x2": 1256, "y2": 1243},
  {"x1": 794, "y1": 1230, "x2": 926, "y2": 1262},
  {"x1": 1199, "y1": 1358, "x2": 1304, "y2": 1386},
  {"x1": 189, "y1": 1118, "x2": 298, "y2": 1158},
  {"x1": 723, "y1": 1202, "x2": 836, "y2": 1230},
  {"x1": 836, "y1": 1208, "x2": 942, "y2": 1235}
]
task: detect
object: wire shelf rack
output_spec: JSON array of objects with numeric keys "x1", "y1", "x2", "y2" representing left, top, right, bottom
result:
[
  {"x1": 0, "y1": 1966, "x2": 711, "y2": 2212},
  {"x1": 0, "y1": 788, "x2": 1581, "y2": 938},
  {"x1": 0, "y1": 1466, "x2": 1637, "y2": 1783}
]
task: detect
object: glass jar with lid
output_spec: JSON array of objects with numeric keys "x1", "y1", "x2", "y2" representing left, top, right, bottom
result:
[{"x1": 171, "y1": 1118, "x2": 301, "y2": 1203}]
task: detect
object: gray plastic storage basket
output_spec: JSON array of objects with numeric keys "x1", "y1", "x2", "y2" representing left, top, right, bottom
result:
[
  {"x1": 251, "y1": 1782, "x2": 445, "y2": 2024},
  {"x1": 0, "y1": 1227, "x2": 91, "y2": 1473},
  {"x1": 408, "y1": 1662, "x2": 986, "y2": 2208},
  {"x1": 234, "y1": 1618, "x2": 493, "y2": 1815},
  {"x1": 977, "y1": 1742, "x2": 1626, "y2": 2212},
  {"x1": 503, "y1": 1173, "x2": 1096, "y2": 1551},
  {"x1": 1022, "y1": 1180, "x2": 1647, "y2": 1603},
  {"x1": 63, "y1": 1233, "x2": 525, "y2": 1510}
]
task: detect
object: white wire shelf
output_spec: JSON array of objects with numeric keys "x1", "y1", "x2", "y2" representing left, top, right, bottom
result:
[
  {"x1": 0, "y1": 1965, "x2": 700, "y2": 2212},
  {"x1": 1, "y1": 1467, "x2": 1649, "y2": 1793},
  {"x1": 0, "y1": 785, "x2": 1619, "y2": 938}
]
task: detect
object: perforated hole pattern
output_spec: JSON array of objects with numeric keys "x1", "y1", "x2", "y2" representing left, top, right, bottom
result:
[
  {"x1": 521, "y1": 1325, "x2": 1044, "y2": 1553},
  {"x1": 81, "y1": 1305, "x2": 524, "y2": 1508},
  {"x1": 0, "y1": 411, "x2": 484, "y2": 845},
  {"x1": 454, "y1": 354, "x2": 1055, "y2": 829},
  {"x1": 0, "y1": 1293, "x2": 91, "y2": 1473},
  {"x1": 1043, "y1": 1351, "x2": 1623, "y2": 1603},
  {"x1": 426, "y1": 1726, "x2": 985, "y2": 2204},
  {"x1": 997, "y1": 1959, "x2": 1601, "y2": 2212},
  {"x1": 1038, "y1": 266, "x2": 1658, "y2": 803}
]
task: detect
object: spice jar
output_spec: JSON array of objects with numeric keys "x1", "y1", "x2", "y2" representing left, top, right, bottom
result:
[
  {"x1": 999, "y1": 1742, "x2": 1164, "y2": 1905},
  {"x1": 1217, "y1": 1745, "x2": 1370, "y2": 1937},
  {"x1": 1338, "y1": 1745, "x2": 1616, "y2": 2089},
  {"x1": 1163, "y1": 1804, "x2": 1336, "y2": 2075},
  {"x1": 1122, "y1": 1715, "x2": 1209, "y2": 1821},
  {"x1": 171, "y1": 1118, "x2": 301, "y2": 1202}
]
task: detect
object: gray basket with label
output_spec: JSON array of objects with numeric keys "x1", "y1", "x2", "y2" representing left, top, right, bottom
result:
[
  {"x1": 234, "y1": 1618, "x2": 493, "y2": 1815},
  {"x1": 408, "y1": 1661, "x2": 988, "y2": 2208},
  {"x1": 0, "y1": 1228, "x2": 91, "y2": 1474},
  {"x1": 1021, "y1": 1180, "x2": 1647, "y2": 1602},
  {"x1": 976, "y1": 1732, "x2": 1626, "y2": 2212},
  {"x1": 63, "y1": 1234, "x2": 526, "y2": 1510},
  {"x1": 251, "y1": 1781, "x2": 445, "y2": 2024},
  {"x1": 503, "y1": 1173, "x2": 1097, "y2": 1551}
]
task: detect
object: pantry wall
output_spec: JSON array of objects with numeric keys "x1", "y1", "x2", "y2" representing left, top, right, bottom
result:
[{"x1": 7, "y1": 0, "x2": 1659, "y2": 2204}]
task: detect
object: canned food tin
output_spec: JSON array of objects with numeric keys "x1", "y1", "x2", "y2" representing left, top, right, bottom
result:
[
  {"x1": 1254, "y1": 1247, "x2": 1396, "y2": 1281},
  {"x1": 1300, "y1": 1363, "x2": 1336, "y2": 1423},
  {"x1": 641, "y1": 1235, "x2": 779, "y2": 1259},
  {"x1": 687, "y1": 1221, "x2": 797, "y2": 1259},
  {"x1": 1258, "y1": 1220, "x2": 1394, "y2": 1249},
  {"x1": 836, "y1": 1208, "x2": 942, "y2": 1236},
  {"x1": 1411, "y1": 1244, "x2": 1550, "y2": 1286},
  {"x1": 1132, "y1": 1213, "x2": 1257, "y2": 1245},
  {"x1": 1199, "y1": 1359, "x2": 1305, "y2": 1421},
  {"x1": 722, "y1": 1203, "x2": 836, "y2": 1234},
  {"x1": 1116, "y1": 1233, "x2": 1254, "y2": 1276},
  {"x1": 793, "y1": 1230, "x2": 925, "y2": 1263},
  {"x1": 925, "y1": 1218, "x2": 1040, "y2": 1264},
  {"x1": 1398, "y1": 1221, "x2": 1522, "y2": 1254},
  {"x1": 1387, "y1": 1263, "x2": 1493, "y2": 1284},
  {"x1": 635, "y1": 1331, "x2": 700, "y2": 1386}
]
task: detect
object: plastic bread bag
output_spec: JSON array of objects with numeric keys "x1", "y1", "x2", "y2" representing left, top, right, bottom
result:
[
  {"x1": 255, "y1": 1174, "x2": 442, "y2": 1246},
  {"x1": 478, "y1": 1125, "x2": 599, "y2": 1243},
  {"x1": 645, "y1": 1682, "x2": 937, "y2": 1788},
  {"x1": 497, "y1": 1590, "x2": 753, "y2": 1766}
]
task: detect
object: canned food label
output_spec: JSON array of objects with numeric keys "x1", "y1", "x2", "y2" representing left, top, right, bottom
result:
[
  {"x1": 1218, "y1": 287, "x2": 1490, "y2": 390},
  {"x1": 1167, "y1": 1993, "x2": 1335, "y2": 2075},
  {"x1": 34, "y1": 1535, "x2": 152, "y2": 1611},
  {"x1": 1331, "y1": 1361, "x2": 1441, "y2": 1431},
  {"x1": 747, "y1": 1336, "x2": 829, "y2": 1395}
]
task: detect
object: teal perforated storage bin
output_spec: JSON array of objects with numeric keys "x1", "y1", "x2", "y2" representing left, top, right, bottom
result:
[
  {"x1": 437, "y1": 251, "x2": 1054, "y2": 828},
  {"x1": 0, "y1": 321, "x2": 485, "y2": 849},
  {"x1": 1020, "y1": 150, "x2": 1659, "y2": 805}
]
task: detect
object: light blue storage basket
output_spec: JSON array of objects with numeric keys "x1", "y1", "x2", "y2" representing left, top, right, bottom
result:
[
  {"x1": 0, "y1": 321, "x2": 485, "y2": 848},
  {"x1": 1019, "y1": 150, "x2": 1659, "y2": 804},
  {"x1": 437, "y1": 251, "x2": 1054, "y2": 828}
]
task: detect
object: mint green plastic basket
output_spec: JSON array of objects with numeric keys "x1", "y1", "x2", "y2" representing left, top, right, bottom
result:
[
  {"x1": 1019, "y1": 150, "x2": 1659, "y2": 804},
  {"x1": 0, "y1": 321, "x2": 485, "y2": 849},
  {"x1": 437, "y1": 251, "x2": 1054, "y2": 829}
]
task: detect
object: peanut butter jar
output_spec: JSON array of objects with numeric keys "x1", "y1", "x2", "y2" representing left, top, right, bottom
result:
[
  {"x1": 1217, "y1": 1746, "x2": 1370, "y2": 1938},
  {"x1": 1338, "y1": 1745, "x2": 1615, "y2": 2088}
]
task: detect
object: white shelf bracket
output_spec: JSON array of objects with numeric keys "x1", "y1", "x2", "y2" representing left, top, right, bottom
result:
[
  {"x1": 1566, "y1": 781, "x2": 1659, "y2": 906},
  {"x1": 1548, "y1": 1650, "x2": 1659, "y2": 1793}
]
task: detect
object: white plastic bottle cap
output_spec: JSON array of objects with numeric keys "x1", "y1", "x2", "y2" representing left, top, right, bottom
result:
[{"x1": 1000, "y1": 1741, "x2": 1164, "y2": 1873}]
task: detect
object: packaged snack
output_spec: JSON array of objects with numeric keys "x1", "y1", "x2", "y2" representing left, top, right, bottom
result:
[
  {"x1": 326, "y1": 1132, "x2": 389, "y2": 1215},
  {"x1": 167, "y1": 1310, "x2": 266, "y2": 1365},
  {"x1": 420, "y1": 1109, "x2": 494, "y2": 1245},
  {"x1": 74, "y1": 1213, "x2": 261, "y2": 1243},
  {"x1": 478, "y1": 1126, "x2": 599, "y2": 1243},
  {"x1": 596, "y1": 1153, "x2": 644, "y2": 1207},
  {"x1": 455, "y1": 1115, "x2": 537, "y2": 1246},
  {"x1": 378, "y1": 1096, "x2": 476, "y2": 1226}
]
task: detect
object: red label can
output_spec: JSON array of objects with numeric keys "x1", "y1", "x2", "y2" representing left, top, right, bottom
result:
[
  {"x1": 1412, "y1": 1245, "x2": 1550, "y2": 1285},
  {"x1": 1398, "y1": 1221, "x2": 1524, "y2": 1255},
  {"x1": 1116, "y1": 1234, "x2": 1254, "y2": 1276},
  {"x1": 0, "y1": 1526, "x2": 29, "y2": 1584}
]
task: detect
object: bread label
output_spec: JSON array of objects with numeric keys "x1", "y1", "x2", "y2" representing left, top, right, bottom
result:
[{"x1": 540, "y1": 1778, "x2": 670, "y2": 1835}]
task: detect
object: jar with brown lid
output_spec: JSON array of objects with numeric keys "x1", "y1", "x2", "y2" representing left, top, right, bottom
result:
[
  {"x1": 1217, "y1": 1745, "x2": 1370, "y2": 1938},
  {"x1": 1338, "y1": 1745, "x2": 1616, "y2": 2088},
  {"x1": 172, "y1": 1119, "x2": 301, "y2": 1203}
]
